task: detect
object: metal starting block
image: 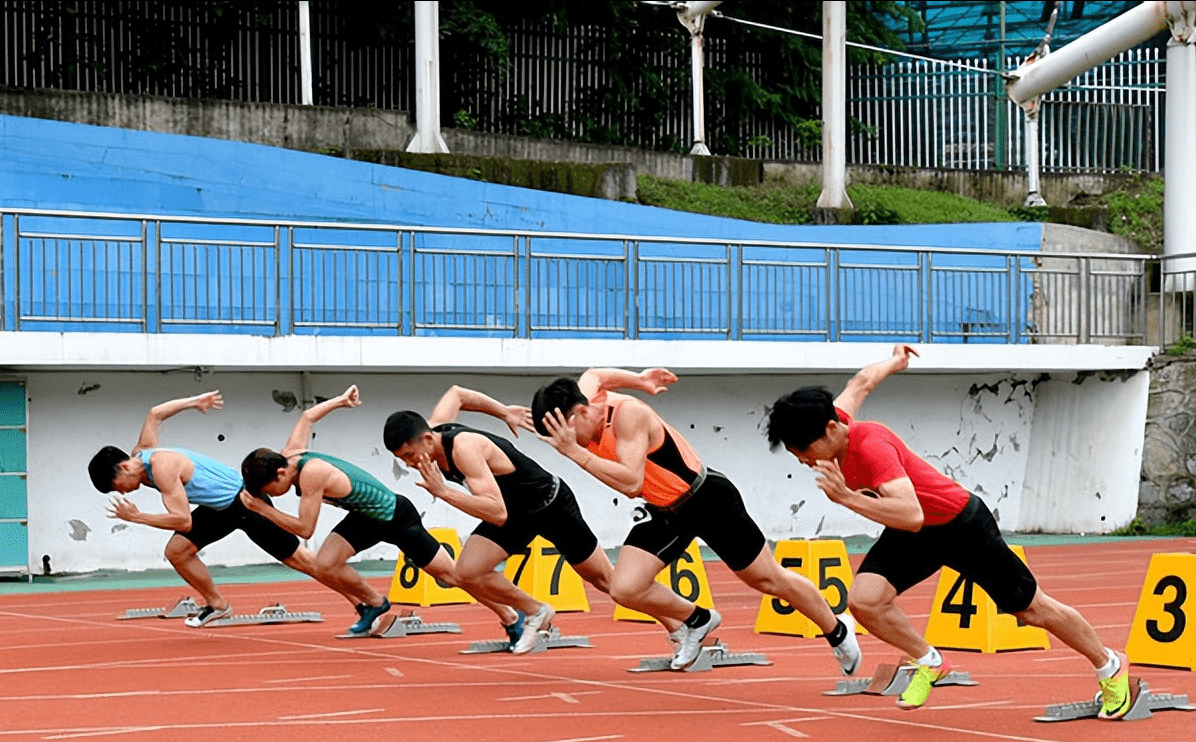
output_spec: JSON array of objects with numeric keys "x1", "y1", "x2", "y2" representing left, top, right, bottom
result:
[
  {"x1": 117, "y1": 596, "x2": 202, "y2": 620},
  {"x1": 337, "y1": 612, "x2": 462, "y2": 639},
  {"x1": 460, "y1": 626, "x2": 591, "y2": 654},
  {"x1": 1034, "y1": 678, "x2": 1196, "y2": 722},
  {"x1": 204, "y1": 604, "x2": 323, "y2": 628},
  {"x1": 823, "y1": 662, "x2": 978, "y2": 696},
  {"x1": 629, "y1": 640, "x2": 772, "y2": 673}
]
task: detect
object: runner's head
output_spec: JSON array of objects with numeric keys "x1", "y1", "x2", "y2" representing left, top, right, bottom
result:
[
  {"x1": 532, "y1": 377, "x2": 592, "y2": 439},
  {"x1": 766, "y1": 387, "x2": 845, "y2": 465},
  {"x1": 240, "y1": 448, "x2": 293, "y2": 498},
  {"x1": 88, "y1": 446, "x2": 138, "y2": 493},
  {"x1": 383, "y1": 410, "x2": 434, "y2": 466}
]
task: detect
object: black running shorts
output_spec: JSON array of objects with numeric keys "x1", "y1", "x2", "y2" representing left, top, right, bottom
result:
[
  {"x1": 177, "y1": 496, "x2": 300, "y2": 563},
  {"x1": 471, "y1": 481, "x2": 599, "y2": 565},
  {"x1": 623, "y1": 469, "x2": 766, "y2": 573},
  {"x1": 857, "y1": 494, "x2": 1038, "y2": 613},
  {"x1": 330, "y1": 495, "x2": 442, "y2": 568}
]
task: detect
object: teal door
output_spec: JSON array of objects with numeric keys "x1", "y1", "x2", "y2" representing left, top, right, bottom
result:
[{"x1": 0, "y1": 381, "x2": 28, "y2": 575}]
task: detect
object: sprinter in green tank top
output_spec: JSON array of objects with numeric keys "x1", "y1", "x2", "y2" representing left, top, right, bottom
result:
[{"x1": 239, "y1": 385, "x2": 516, "y2": 636}]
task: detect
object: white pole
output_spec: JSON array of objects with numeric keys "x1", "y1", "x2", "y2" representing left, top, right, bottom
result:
[
  {"x1": 298, "y1": 1, "x2": 312, "y2": 106},
  {"x1": 1164, "y1": 3, "x2": 1196, "y2": 281},
  {"x1": 1006, "y1": 1, "x2": 1169, "y2": 105},
  {"x1": 407, "y1": 1, "x2": 449, "y2": 153},
  {"x1": 816, "y1": 1, "x2": 852, "y2": 208},
  {"x1": 1022, "y1": 107, "x2": 1046, "y2": 206},
  {"x1": 676, "y1": 1, "x2": 722, "y2": 156}
]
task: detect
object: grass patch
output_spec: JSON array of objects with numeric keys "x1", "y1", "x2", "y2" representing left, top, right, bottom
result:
[
  {"x1": 1099, "y1": 175, "x2": 1164, "y2": 253},
  {"x1": 637, "y1": 175, "x2": 1015, "y2": 225},
  {"x1": 1112, "y1": 518, "x2": 1196, "y2": 537}
]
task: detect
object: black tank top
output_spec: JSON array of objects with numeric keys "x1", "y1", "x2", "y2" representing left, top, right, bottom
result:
[{"x1": 435, "y1": 423, "x2": 559, "y2": 514}]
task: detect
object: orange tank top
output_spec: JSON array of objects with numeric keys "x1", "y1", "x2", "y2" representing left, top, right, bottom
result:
[{"x1": 586, "y1": 392, "x2": 704, "y2": 508}]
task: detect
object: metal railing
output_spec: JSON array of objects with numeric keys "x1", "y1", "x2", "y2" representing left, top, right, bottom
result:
[{"x1": 0, "y1": 208, "x2": 1159, "y2": 345}]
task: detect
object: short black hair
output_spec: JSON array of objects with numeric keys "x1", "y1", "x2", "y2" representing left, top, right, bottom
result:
[
  {"x1": 240, "y1": 447, "x2": 288, "y2": 497},
  {"x1": 382, "y1": 410, "x2": 431, "y2": 451},
  {"x1": 88, "y1": 446, "x2": 131, "y2": 492},
  {"x1": 765, "y1": 386, "x2": 838, "y2": 451},
  {"x1": 531, "y1": 377, "x2": 590, "y2": 436}
]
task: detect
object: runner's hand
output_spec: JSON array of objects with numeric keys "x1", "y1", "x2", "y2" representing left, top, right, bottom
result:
[
  {"x1": 891, "y1": 344, "x2": 919, "y2": 372},
  {"x1": 639, "y1": 368, "x2": 678, "y2": 395},
  {"x1": 538, "y1": 407, "x2": 587, "y2": 460},
  {"x1": 340, "y1": 385, "x2": 361, "y2": 408},
  {"x1": 413, "y1": 453, "x2": 445, "y2": 500},
  {"x1": 105, "y1": 494, "x2": 139, "y2": 521},
  {"x1": 193, "y1": 390, "x2": 223, "y2": 413},
  {"x1": 812, "y1": 459, "x2": 854, "y2": 505},
  {"x1": 502, "y1": 405, "x2": 535, "y2": 437}
]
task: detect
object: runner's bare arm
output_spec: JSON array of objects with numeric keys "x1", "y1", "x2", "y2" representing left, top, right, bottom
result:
[
  {"x1": 281, "y1": 385, "x2": 360, "y2": 456},
  {"x1": 812, "y1": 458, "x2": 925, "y2": 531},
  {"x1": 428, "y1": 385, "x2": 534, "y2": 436},
  {"x1": 107, "y1": 452, "x2": 194, "y2": 531},
  {"x1": 240, "y1": 466, "x2": 325, "y2": 538},
  {"x1": 132, "y1": 391, "x2": 223, "y2": 454},
  {"x1": 833, "y1": 345, "x2": 919, "y2": 419},
  {"x1": 577, "y1": 367, "x2": 677, "y2": 399},
  {"x1": 413, "y1": 435, "x2": 508, "y2": 524}
]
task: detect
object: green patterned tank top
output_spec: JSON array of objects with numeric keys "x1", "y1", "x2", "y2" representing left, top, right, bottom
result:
[{"x1": 296, "y1": 451, "x2": 396, "y2": 522}]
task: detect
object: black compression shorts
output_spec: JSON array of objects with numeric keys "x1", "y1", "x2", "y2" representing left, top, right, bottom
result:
[
  {"x1": 177, "y1": 496, "x2": 300, "y2": 563},
  {"x1": 330, "y1": 495, "x2": 442, "y2": 568},
  {"x1": 857, "y1": 494, "x2": 1038, "y2": 614},
  {"x1": 471, "y1": 481, "x2": 599, "y2": 565},
  {"x1": 623, "y1": 469, "x2": 765, "y2": 573}
]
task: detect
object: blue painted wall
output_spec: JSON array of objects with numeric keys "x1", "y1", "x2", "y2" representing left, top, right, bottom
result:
[{"x1": 0, "y1": 114, "x2": 1043, "y2": 250}]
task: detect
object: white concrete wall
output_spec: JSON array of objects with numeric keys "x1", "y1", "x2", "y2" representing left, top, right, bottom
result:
[{"x1": 18, "y1": 354, "x2": 1149, "y2": 574}]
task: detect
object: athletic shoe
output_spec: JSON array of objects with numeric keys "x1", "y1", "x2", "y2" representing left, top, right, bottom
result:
[
  {"x1": 670, "y1": 609, "x2": 722, "y2": 670},
  {"x1": 896, "y1": 660, "x2": 952, "y2": 710},
  {"x1": 1097, "y1": 651, "x2": 1132, "y2": 720},
  {"x1": 831, "y1": 614, "x2": 861, "y2": 676},
  {"x1": 503, "y1": 610, "x2": 526, "y2": 651},
  {"x1": 184, "y1": 604, "x2": 232, "y2": 628},
  {"x1": 512, "y1": 603, "x2": 555, "y2": 654},
  {"x1": 668, "y1": 624, "x2": 688, "y2": 652},
  {"x1": 347, "y1": 598, "x2": 391, "y2": 636}
]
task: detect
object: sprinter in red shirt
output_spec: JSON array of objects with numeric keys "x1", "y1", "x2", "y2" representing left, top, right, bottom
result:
[{"x1": 765, "y1": 345, "x2": 1130, "y2": 717}]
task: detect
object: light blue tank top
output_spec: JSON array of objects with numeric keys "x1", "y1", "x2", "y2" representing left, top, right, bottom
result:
[{"x1": 139, "y1": 447, "x2": 242, "y2": 510}]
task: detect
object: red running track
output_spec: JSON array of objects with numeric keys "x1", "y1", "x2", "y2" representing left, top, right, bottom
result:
[{"x1": 1, "y1": 538, "x2": 1194, "y2": 742}]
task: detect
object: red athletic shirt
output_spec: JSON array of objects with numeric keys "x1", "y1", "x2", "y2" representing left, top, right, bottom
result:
[{"x1": 837, "y1": 408, "x2": 970, "y2": 526}]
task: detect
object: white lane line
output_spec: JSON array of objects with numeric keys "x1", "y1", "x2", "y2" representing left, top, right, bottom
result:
[
  {"x1": 278, "y1": 708, "x2": 386, "y2": 720},
  {"x1": 263, "y1": 674, "x2": 352, "y2": 684},
  {"x1": 498, "y1": 690, "x2": 603, "y2": 704}
]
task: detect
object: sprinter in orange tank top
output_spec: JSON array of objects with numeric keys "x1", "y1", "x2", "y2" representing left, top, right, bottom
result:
[{"x1": 533, "y1": 367, "x2": 861, "y2": 674}]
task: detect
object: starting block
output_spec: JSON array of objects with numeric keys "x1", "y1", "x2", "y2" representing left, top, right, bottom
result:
[
  {"x1": 460, "y1": 626, "x2": 591, "y2": 654},
  {"x1": 117, "y1": 596, "x2": 202, "y2": 620},
  {"x1": 629, "y1": 640, "x2": 772, "y2": 673},
  {"x1": 1034, "y1": 678, "x2": 1196, "y2": 722},
  {"x1": 823, "y1": 662, "x2": 978, "y2": 696},
  {"x1": 204, "y1": 604, "x2": 323, "y2": 628},
  {"x1": 337, "y1": 612, "x2": 462, "y2": 639}
]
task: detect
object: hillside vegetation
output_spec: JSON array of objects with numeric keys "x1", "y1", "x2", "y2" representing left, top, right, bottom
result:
[{"x1": 636, "y1": 173, "x2": 1165, "y2": 252}]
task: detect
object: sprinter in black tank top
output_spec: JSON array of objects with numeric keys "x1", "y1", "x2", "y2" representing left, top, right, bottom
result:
[{"x1": 385, "y1": 385, "x2": 686, "y2": 655}]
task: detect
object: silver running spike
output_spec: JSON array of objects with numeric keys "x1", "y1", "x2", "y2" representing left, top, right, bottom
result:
[
  {"x1": 204, "y1": 604, "x2": 323, "y2": 627},
  {"x1": 460, "y1": 626, "x2": 591, "y2": 654},
  {"x1": 337, "y1": 613, "x2": 462, "y2": 639},
  {"x1": 823, "y1": 662, "x2": 978, "y2": 696},
  {"x1": 630, "y1": 640, "x2": 771, "y2": 673},
  {"x1": 117, "y1": 596, "x2": 202, "y2": 620},
  {"x1": 1034, "y1": 678, "x2": 1196, "y2": 722}
]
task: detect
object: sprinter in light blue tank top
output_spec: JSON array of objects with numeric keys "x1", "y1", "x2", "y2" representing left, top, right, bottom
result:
[
  {"x1": 89, "y1": 390, "x2": 358, "y2": 628},
  {"x1": 139, "y1": 447, "x2": 241, "y2": 509}
]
